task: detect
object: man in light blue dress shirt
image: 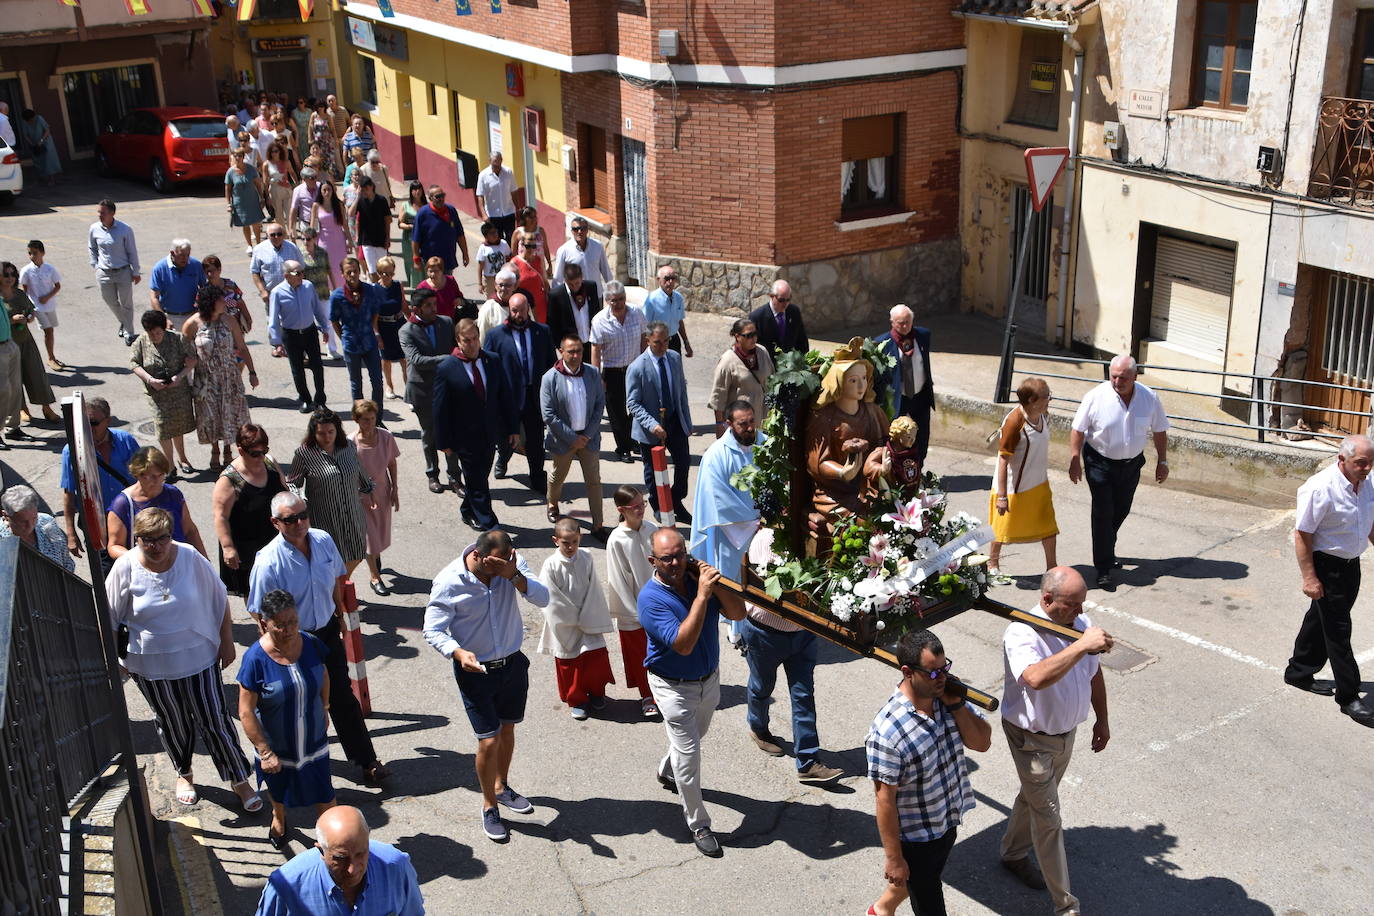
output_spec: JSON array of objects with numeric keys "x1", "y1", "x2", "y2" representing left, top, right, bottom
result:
[
  {"x1": 251, "y1": 224, "x2": 304, "y2": 306},
  {"x1": 643, "y1": 263, "x2": 693, "y2": 357},
  {"x1": 255, "y1": 806, "x2": 423, "y2": 915},
  {"x1": 87, "y1": 198, "x2": 142, "y2": 343},
  {"x1": 423, "y1": 529, "x2": 549, "y2": 843},
  {"x1": 268, "y1": 261, "x2": 330, "y2": 412}
]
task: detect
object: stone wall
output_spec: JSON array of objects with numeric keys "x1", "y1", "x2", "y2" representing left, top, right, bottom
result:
[{"x1": 651, "y1": 237, "x2": 961, "y2": 333}]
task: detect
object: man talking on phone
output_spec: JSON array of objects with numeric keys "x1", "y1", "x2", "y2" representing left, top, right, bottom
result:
[
  {"x1": 424, "y1": 529, "x2": 549, "y2": 843},
  {"x1": 637, "y1": 527, "x2": 746, "y2": 858}
]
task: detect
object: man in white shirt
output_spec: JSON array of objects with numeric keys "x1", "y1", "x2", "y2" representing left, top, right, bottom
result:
[
  {"x1": 1284, "y1": 435, "x2": 1374, "y2": 726},
  {"x1": 552, "y1": 216, "x2": 612, "y2": 287},
  {"x1": 475, "y1": 152, "x2": 517, "y2": 242},
  {"x1": 1067, "y1": 354, "x2": 1169, "y2": 589},
  {"x1": 999, "y1": 567, "x2": 1112, "y2": 916}
]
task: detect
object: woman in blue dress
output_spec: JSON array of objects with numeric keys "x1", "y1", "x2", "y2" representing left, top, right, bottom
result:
[
  {"x1": 237, "y1": 589, "x2": 335, "y2": 850},
  {"x1": 18, "y1": 109, "x2": 61, "y2": 185}
]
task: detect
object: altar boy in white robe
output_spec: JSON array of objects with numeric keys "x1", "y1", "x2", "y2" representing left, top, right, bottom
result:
[
  {"x1": 605, "y1": 484, "x2": 661, "y2": 719},
  {"x1": 538, "y1": 519, "x2": 616, "y2": 720}
]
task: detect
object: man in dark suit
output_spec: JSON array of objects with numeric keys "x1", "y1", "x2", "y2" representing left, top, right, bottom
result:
[
  {"x1": 398, "y1": 288, "x2": 460, "y2": 493},
  {"x1": 485, "y1": 292, "x2": 556, "y2": 494},
  {"x1": 626, "y1": 321, "x2": 694, "y2": 524},
  {"x1": 547, "y1": 263, "x2": 602, "y2": 352},
  {"x1": 433, "y1": 317, "x2": 519, "y2": 531},
  {"x1": 750, "y1": 280, "x2": 809, "y2": 360},
  {"x1": 872, "y1": 303, "x2": 935, "y2": 463}
]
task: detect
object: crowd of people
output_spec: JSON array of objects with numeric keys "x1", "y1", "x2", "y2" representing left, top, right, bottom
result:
[{"x1": 2, "y1": 87, "x2": 1369, "y2": 915}]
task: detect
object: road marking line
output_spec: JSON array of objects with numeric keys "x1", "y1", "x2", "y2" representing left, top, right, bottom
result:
[
  {"x1": 1083, "y1": 599, "x2": 1281, "y2": 672},
  {"x1": 169, "y1": 815, "x2": 224, "y2": 916}
]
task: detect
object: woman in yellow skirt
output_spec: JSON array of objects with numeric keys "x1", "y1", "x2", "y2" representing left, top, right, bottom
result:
[{"x1": 988, "y1": 377, "x2": 1058, "y2": 574}]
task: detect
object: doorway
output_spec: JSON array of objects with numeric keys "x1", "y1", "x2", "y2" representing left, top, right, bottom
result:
[
  {"x1": 1305, "y1": 267, "x2": 1372, "y2": 435},
  {"x1": 256, "y1": 56, "x2": 310, "y2": 98},
  {"x1": 621, "y1": 137, "x2": 649, "y2": 285},
  {"x1": 61, "y1": 62, "x2": 160, "y2": 156},
  {"x1": 1010, "y1": 184, "x2": 1052, "y2": 341}
]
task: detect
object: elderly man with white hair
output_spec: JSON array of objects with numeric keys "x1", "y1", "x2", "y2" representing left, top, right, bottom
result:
[
  {"x1": 148, "y1": 238, "x2": 204, "y2": 318},
  {"x1": 872, "y1": 303, "x2": 935, "y2": 463},
  {"x1": 1, "y1": 484, "x2": 75, "y2": 571},
  {"x1": 255, "y1": 805, "x2": 423, "y2": 914},
  {"x1": 1284, "y1": 434, "x2": 1374, "y2": 727},
  {"x1": 224, "y1": 114, "x2": 241, "y2": 150},
  {"x1": 1067, "y1": 353, "x2": 1169, "y2": 590}
]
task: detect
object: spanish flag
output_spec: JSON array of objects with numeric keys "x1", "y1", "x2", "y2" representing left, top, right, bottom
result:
[
  {"x1": 236, "y1": 0, "x2": 256, "y2": 20},
  {"x1": 124, "y1": 0, "x2": 151, "y2": 13},
  {"x1": 189, "y1": 0, "x2": 213, "y2": 14},
  {"x1": 297, "y1": 0, "x2": 313, "y2": 21}
]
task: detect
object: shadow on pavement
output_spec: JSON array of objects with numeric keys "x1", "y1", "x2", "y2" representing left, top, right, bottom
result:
[
  {"x1": 393, "y1": 832, "x2": 489, "y2": 883},
  {"x1": 947, "y1": 817, "x2": 1275, "y2": 916}
]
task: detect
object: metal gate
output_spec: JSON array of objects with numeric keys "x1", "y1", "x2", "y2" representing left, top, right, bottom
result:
[
  {"x1": 1011, "y1": 185, "x2": 1053, "y2": 339},
  {"x1": 621, "y1": 137, "x2": 649, "y2": 285},
  {"x1": 1306, "y1": 268, "x2": 1373, "y2": 434}
]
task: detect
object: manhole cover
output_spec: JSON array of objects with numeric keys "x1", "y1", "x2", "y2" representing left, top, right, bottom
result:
[
  {"x1": 1100, "y1": 638, "x2": 1156, "y2": 673},
  {"x1": 135, "y1": 420, "x2": 158, "y2": 439}
]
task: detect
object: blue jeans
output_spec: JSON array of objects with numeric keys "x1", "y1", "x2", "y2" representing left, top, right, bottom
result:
[
  {"x1": 344, "y1": 347, "x2": 383, "y2": 404},
  {"x1": 741, "y1": 617, "x2": 819, "y2": 770}
]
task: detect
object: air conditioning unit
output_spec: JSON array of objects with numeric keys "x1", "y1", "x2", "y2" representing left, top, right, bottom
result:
[{"x1": 523, "y1": 106, "x2": 545, "y2": 153}]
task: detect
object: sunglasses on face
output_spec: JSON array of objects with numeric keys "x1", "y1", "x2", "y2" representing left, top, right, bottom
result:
[
  {"x1": 138, "y1": 534, "x2": 172, "y2": 547},
  {"x1": 243, "y1": 447, "x2": 268, "y2": 457},
  {"x1": 653, "y1": 551, "x2": 687, "y2": 564},
  {"x1": 910, "y1": 659, "x2": 954, "y2": 681},
  {"x1": 275, "y1": 511, "x2": 310, "y2": 525},
  {"x1": 739, "y1": 331, "x2": 758, "y2": 338}
]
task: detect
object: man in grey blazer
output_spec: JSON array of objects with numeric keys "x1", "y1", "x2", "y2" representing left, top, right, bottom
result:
[
  {"x1": 626, "y1": 321, "x2": 694, "y2": 524},
  {"x1": 398, "y1": 288, "x2": 461, "y2": 493},
  {"x1": 540, "y1": 332, "x2": 610, "y2": 539}
]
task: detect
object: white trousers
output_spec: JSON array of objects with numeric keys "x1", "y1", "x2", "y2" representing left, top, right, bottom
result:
[{"x1": 649, "y1": 668, "x2": 720, "y2": 832}]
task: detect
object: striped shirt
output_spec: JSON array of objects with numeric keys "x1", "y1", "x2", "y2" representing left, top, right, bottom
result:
[
  {"x1": 866, "y1": 688, "x2": 980, "y2": 841},
  {"x1": 590, "y1": 305, "x2": 646, "y2": 369}
]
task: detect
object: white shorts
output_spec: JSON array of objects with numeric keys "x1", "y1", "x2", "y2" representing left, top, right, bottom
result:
[
  {"x1": 35, "y1": 309, "x2": 58, "y2": 330},
  {"x1": 361, "y1": 246, "x2": 388, "y2": 275}
]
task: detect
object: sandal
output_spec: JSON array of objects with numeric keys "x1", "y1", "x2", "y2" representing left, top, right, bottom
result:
[
  {"x1": 175, "y1": 778, "x2": 198, "y2": 806},
  {"x1": 233, "y1": 781, "x2": 263, "y2": 813},
  {"x1": 267, "y1": 826, "x2": 290, "y2": 851}
]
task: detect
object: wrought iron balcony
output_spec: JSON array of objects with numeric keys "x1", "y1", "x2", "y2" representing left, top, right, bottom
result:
[{"x1": 1310, "y1": 96, "x2": 1374, "y2": 207}]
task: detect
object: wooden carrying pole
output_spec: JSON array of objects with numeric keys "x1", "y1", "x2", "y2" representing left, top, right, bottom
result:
[{"x1": 715, "y1": 574, "x2": 1002, "y2": 712}]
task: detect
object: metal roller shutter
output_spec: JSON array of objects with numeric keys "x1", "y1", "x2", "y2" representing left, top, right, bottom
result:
[{"x1": 1149, "y1": 236, "x2": 1234, "y2": 363}]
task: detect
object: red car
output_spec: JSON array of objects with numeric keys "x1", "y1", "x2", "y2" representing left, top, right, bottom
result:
[{"x1": 94, "y1": 106, "x2": 233, "y2": 193}]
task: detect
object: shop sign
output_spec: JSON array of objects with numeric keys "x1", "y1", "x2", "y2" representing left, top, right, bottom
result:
[
  {"x1": 254, "y1": 36, "x2": 309, "y2": 54},
  {"x1": 1029, "y1": 60, "x2": 1057, "y2": 94},
  {"x1": 348, "y1": 17, "x2": 376, "y2": 52},
  {"x1": 372, "y1": 23, "x2": 409, "y2": 60}
]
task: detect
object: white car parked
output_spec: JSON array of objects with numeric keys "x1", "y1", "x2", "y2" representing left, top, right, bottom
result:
[{"x1": 0, "y1": 137, "x2": 22, "y2": 205}]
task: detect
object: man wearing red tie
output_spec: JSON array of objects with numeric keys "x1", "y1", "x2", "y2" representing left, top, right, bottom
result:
[{"x1": 433, "y1": 318, "x2": 519, "y2": 531}]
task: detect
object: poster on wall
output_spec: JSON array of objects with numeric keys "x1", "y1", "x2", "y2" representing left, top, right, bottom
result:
[{"x1": 348, "y1": 17, "x2": 377, "y2": 52}]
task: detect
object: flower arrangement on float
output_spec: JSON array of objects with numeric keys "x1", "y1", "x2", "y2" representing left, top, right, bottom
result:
[{"x1": 733, "y1": 346, "x2": 995, "y2": 645}]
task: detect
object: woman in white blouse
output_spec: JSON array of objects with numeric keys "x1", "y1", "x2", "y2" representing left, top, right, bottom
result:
[
  {"x1": 707, "y1": 318, "x2": 774, "y2": 437},
  {"x1": 105, "y1": 507, "x2": 261, "y2": 812}
]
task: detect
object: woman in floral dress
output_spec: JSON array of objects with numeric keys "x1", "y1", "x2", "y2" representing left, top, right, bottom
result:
[{"x1": 184, "y1": 286, "x2": 257, "y2": 469}]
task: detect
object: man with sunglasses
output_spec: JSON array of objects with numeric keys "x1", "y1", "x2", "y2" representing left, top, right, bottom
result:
[
  {"x1": 248, "y1": 492, "x2": 390, "y2": 785},
  {"x1": 250, "y1": 223, "x2": 303, "y2": 308},
  {"x1": 638, "y1": 527, "x2": 746, "y2": 858},
  {"x1": 643, "y1": 264, "x2": 693, "y2": 357},
  {"x1": 552, "y1": 217, "x2": 612, "y2": 288},
  {"x1": 59, "y1": 396, "x2": 141, "y2": 576},
  {"x1": 749, "y1": 280, "x2": 809, "y2": 360},
  {"x1": 997, "y1": 566, "x2": 1112, "y2": 915},
  {"x1": 866, "y1": 629, "x2": 991, "y2": 916},
  {"x1": 411, "y1": 185, "x2": 471, "y2": 279}
]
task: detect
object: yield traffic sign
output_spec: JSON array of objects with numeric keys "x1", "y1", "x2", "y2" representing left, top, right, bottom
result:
[{"x1": 1024, "y1": 146, "x2": 1070, "y2": 212}]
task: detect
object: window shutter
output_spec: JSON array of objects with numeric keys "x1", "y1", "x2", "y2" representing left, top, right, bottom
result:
[
  {"x1": 1150, "y1": 237, "x2": 1234, "y2": 363},
  {"x1": 841, "y1": 115, "x2": 896, "y2": 162}
]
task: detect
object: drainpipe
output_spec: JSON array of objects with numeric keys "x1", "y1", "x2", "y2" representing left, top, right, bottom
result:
[{"x1": 1055, "y1": 29, "x2": 1084, "y2": 348}]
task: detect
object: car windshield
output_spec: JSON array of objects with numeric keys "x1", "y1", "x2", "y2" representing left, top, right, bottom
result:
[{"x1": 170, "y1": 118, "x2": 226, "y2": 139}]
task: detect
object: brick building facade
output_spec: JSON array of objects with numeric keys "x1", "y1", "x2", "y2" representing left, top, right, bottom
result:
[{"x1": 342, "y1": 0, "x2": 965, "y2": 329}]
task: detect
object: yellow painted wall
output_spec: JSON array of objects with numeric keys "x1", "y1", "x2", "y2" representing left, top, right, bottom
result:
[
  {"x1": 360, "y1": 26, "x2": 567, "y2": 214},
  {"x1": 208, "y1": 11, "x2": 341, "y2": 93}
]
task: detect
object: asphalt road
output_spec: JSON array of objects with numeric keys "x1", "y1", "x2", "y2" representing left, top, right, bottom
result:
[{"x1": 1, "y1": 173, "x2": 1369, "y2": 916}]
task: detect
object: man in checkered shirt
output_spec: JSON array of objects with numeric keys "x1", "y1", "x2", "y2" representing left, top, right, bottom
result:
[{"x1": 865, "y1": 629, "x2": 991, "y2": 916}]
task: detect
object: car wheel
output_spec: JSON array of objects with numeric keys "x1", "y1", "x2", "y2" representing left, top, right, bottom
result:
[
  {"x1": 95, "y1": 148, "x2": 112, "y2": 177},
  {"x1": 150, "y1": 159, "x2": 170, "y2": 193},
  {"x1": 0, "y1": 192, "x2": 13, "y2": 207}
]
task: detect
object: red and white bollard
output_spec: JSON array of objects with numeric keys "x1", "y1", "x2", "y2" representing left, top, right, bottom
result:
[
  {"x1": 651, "y1": 444, "x2": 675, "y2": 528},
  {"x1": 339, "y1": 581, "x2": 373, "y2": 716}
]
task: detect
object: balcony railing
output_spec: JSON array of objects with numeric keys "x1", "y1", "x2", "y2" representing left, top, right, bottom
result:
[{"x1": 1309, "y1": 96, "x2": 1374, "y2": 207}]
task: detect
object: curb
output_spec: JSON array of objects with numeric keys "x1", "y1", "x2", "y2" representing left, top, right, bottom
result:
[{"x1": 168, "y1": 816, "x2": 224, "y2": 916}]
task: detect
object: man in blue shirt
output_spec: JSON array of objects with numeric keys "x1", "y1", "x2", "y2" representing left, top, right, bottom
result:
[
  {"x1": 642, "y1": 263, "x2": 693, "y2": 357},
  {"x1": 87, "y1": 199, "x2": 142, "y2": 344},
  {"x1": 255, "y1": 805, "x2": 423, "y2": 915},
  {"x1": 329, "y1": 257, "x2": 384, "y2": 406},
  {"x1": 410, "y1": 185, "x2": 470, "y2": 275},
  {"x1": 250, "y1": 492, "x2": 389, "y2": 785},
  {"x1": 637, "y1": 527, "x2": 745, "y2": 858},
  {"x1": 269, "y1": 261, "x2": 330, "y2": 413},
  {"x1": 60, "y1": 395, "x2": 140, "y2": 577},
  {"x1": 423, "y1": 529, "x2": 549, "y2": 843},
  {"x1": 251, "y1": 224, "x2": 304, "y2": 308},
  {"x1": 148, "y1": 239, "x2": 205, "y2": 318}
]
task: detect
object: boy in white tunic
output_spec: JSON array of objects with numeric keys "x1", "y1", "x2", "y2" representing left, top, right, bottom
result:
[
  {"x1": 605, "y1": 484, "x2": 660, "y2": 718},
  {"x1": 539, "y1": 518, "x2": 615, "y2": 720}
]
